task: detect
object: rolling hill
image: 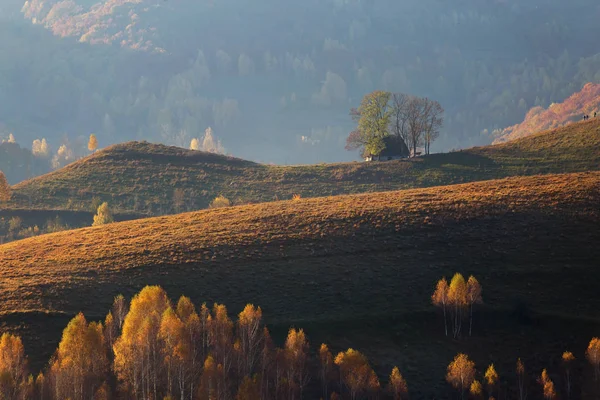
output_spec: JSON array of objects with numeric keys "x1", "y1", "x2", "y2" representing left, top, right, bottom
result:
[
  {"x1": 1, "y1": 172, "x2": 599, "y2": 395},
  {"x1": 8, "y1": 118, "x2": 600, "y2": 214}
]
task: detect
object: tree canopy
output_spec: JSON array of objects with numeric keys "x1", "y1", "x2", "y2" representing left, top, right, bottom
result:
[{"x1": 347, "y1": 91, "x2": 444, "y2": 159}]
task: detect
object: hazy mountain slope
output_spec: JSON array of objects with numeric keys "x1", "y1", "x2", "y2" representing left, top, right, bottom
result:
[
  {"x1": 4, "y1": 0, "x2": 600, "y2": 165},
  {"x1": 8, "y1": 119, "x2": 600, "y2": 212},
  {"x1": 495, "y1": 83, "x2": 600, "y2": 143}
]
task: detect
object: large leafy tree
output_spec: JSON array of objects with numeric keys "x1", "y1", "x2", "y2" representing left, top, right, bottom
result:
[
  {"x1": 348, "y1": 91, "x2": 443, "y2": 159},
  {"x1": 49, "y1": 313, "x2": 108, "y2": 400},
  {"x1": 0, "y1": 333, "x2": 29, "y2": 399},
  {"x1": 113, "y1": 286, "x2": 171, "y2": 399},
  {"x1": 346, "y1": 91, "x2": 392, "y2": 159}
]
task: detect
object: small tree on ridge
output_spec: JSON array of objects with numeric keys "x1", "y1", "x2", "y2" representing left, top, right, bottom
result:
[{"x1": 88, "y1": 134, "x2": 98, "y2": 153}]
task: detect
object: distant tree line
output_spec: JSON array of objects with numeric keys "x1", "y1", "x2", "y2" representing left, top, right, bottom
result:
[
  {"x1": 346, "y1": 91, "x2": 443, "y2": 160},
  {"x1": 0, "y1": 133, "x2": 103, "y2": 184},
  {"x1": 5, "y1": 0, "x2": 600, "y2": 165},
  {"x1": 0, "y1": 214, "x2": 74, "y2": 245}
]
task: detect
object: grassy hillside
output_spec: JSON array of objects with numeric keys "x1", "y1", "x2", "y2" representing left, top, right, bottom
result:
[
  {"x1": 1, "y1": 172, "x2": 599, "y2": 395},
  {"x1": 8, "y1": 118, "x2": 600, "y2": 213},
  {"x1": 494, "y1": 82, "x2": 600, "y2": 143}
]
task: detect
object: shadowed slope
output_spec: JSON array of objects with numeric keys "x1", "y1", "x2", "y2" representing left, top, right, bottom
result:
[
  {"x1": 1, "y1": 172, "x2": 599, "y2": 397},
  {"x1": 8, "y1": 119, "x2": 600, "y2": 213},
  {"x1": 1, "y1": 171, "x2": 599, "y2": 322}
]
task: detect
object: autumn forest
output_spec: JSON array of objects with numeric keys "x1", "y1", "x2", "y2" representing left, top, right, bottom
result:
[
  {"x1": 1, "y1": 273, "x2": 600, "y2": 400},
  {"x1": 1, "y1": 0, "x2": 600, "y2": 398}
]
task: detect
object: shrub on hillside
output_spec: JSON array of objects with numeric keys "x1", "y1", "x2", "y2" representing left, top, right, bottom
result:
[
  {"x1": 0, "y1": 171, "x2": 11, "y2": 202},
  {"x1": 93, "y1": 202, "x2": 114, "y2": 226},
  {"x1": 209, "y1": 195, "x2": 231, "y2": 209}
]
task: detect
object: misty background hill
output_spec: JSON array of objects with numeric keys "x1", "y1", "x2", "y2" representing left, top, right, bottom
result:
[{"x1": 2, "y1": 0, "x2": 600, "y2": 174}]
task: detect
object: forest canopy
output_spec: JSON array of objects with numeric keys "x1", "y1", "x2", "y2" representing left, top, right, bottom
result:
[{"x1": 2, "y1": 0, "x2": 600, "y2": 176}]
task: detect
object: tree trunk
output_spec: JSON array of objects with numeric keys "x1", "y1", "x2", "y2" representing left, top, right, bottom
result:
[
  {"x1": 469, "y1": 303, "x2": 473, "y2": 336},
  {"x1": 443, "y1": 305, "x2": 448, "y2": 337}
]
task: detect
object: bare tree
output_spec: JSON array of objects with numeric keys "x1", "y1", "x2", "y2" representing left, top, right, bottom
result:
[
  {"x1": 390, "y1": 94, "x2": 443, "y2": 156},
  {"x1": 405, "y1": 96, "x2": 426, "y2": 157},
  {"x1": 390, "y1": 93, "x2": 410, "y2": 147},
  {"x1": 422, "y1": 98, "x2": 444, "y2": 155},
  {"x1": 347, "y1": 92, "x2": 443, "y2": 158}
]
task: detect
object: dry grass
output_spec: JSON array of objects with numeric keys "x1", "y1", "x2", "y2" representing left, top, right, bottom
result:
[
  {"x1": 7, "y1": 119, "x2": 600, "y2": 213},
  {"x1": 1, "y1": 171, "x2": 598, "y2": 319},
  {"x1": 1, "y1": 172, "x2": 599, "y2": 396}
]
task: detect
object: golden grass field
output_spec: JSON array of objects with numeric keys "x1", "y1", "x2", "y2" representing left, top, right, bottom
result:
[
  {"x1": 2, "y1": 170, "x2": 598, "y2": 314},
  {"x1": 1, "y1": 171, "x2": 598, "y2": 316},
  {"x1": 1, "y1": 171, "x2": 599, "y2": 396},
  {"x1": 1, "y1": 122, "x2": 600, "y2": 397}
]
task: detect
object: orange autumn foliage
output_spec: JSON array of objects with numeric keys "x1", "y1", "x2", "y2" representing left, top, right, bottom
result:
[
  {"x1": 319, "y1": 344, "x2": 335, "y2": 399},
  {"x1": 495, "y1": 82, "x2": 600, "y2": 143},
  {"x1": 0, "y1": 333, "x2": 28, "y2": 399},
  {"x1": 446, "y1": 353, "x2": 476, "y2": 399},
  {"x1": 538, "y1": 369, "x2": 557, "y2": 400},
  {"x1": 469, "y1": 380, "x2": 483, "y2": 399},
  {"x1": 432, "y1": 277, "x2": 449, "y2": 336},
  {"x1": 388, "y1": 366, "x2": 408, "y2": 400},
  {"x1": 113, "y1": 286, "x2": 170, "y2": 398},
  {"x1": 50, "y1": 313, "x2": 108, "y2": 400},
  {"x1": 586, "y1": 337, "x2": 600, "y2": 381},
  {"x1": 335, "y1": 348, "x2": 379, "y2": 400}
]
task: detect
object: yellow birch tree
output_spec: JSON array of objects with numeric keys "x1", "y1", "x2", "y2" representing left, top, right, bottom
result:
[
  {"x1": 485, "y1": 364, "x2": 499, "y2": 398},
  {"x1": 432, "y1": 277, "x2": 449, "y2": 336},
  {"x1": 388, "y1": 366, "x2": 408, "y2": 400},
  {"x1": 538, "y1": 369, "x2": 556, "y2": 399},
  {"x1": 237, "y1": 304, "x2": 263, "y2": 378},
  {"x1": 113, "y1": 286, "x2": 170, "y2": 399},
  {"x1": 448, "y1": 273, "x2": 468, "y2": 338},
  {"x1": 587, "y1": 338, "x2": 600, "y2": 381},
  {"x1": 319, "y1": 344, "x2": 334, "y2": 399},
  {"x1": 0, "y1": 333, "x2": 28, "y2": 399},
  {"x1": 466, "y1": 275, "x2": 483, "y2": 336},
  {"x1": 562, "y1": 351, "x2": 575, "y2": 400},
  {"x1": 446, "y1": 353, "x2": 476, "y2": 400},
  {"x1": 49, "y1": 313, "x2": 108, "y2": 400},
  {"x1": 88, "y1": 134, "x2": 98, "y2": 152}
]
